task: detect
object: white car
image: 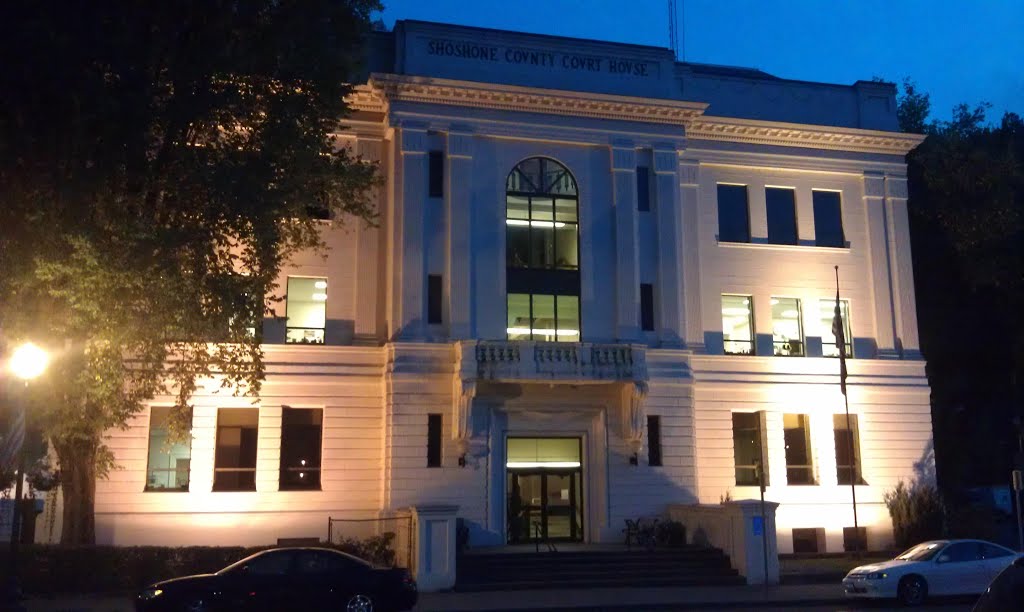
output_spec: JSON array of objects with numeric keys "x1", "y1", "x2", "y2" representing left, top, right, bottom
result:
[{"x1": 842, "y1": 539, "x2": 1020, "y2": 606}]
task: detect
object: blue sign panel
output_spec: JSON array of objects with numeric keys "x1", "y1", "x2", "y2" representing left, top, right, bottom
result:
[{"x1": 752, "y1": 515, "x2": 764, "y2": 536}]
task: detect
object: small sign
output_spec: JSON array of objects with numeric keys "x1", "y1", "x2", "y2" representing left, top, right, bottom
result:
[{"x1": 752, "y1": 516, "x2": 764, "y2": 536}]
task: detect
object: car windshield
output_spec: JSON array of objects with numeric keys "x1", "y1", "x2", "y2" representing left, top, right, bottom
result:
[{"x1": 895, "y1": 542, "x2": 947, "y2": 562}]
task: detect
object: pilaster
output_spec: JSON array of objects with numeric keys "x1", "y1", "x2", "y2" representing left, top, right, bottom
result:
[
  {"x1": 255, "y1": 405, "x2": 281, "y2": 493},
  {"x1": 863, "y1": 172, "x2": 897, "y2": 358},
  {"x1": 393, "y1": 124, "x2": 429, "y2": 341},
  {"x1": 653, "y1": 146, "x2": 684, "y2": 347},
  {"x1": 885, "y1": 175, "x2": 921, "y2": 358},
  {"x1": 447, "y1": 129, "x2": 474, "y2": 339},
  {"x1": 612, "y1": 142, "x2": 640, "y2": 341},
  {"x1": 354, "y1": 137, "x2": 384, "y2": 344},
  {"x1": 678, "y1": 159, "x2": 705, "y2": 351}
]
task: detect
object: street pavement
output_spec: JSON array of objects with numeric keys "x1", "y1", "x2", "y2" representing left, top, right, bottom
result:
[{"x1": 20, "y1": 585, "x2": 978, "y2": 612}]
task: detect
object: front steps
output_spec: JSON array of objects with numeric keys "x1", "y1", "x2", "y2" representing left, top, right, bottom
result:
[{"x1": 455, "y1": 547, "x2": 745, "y2": 591}]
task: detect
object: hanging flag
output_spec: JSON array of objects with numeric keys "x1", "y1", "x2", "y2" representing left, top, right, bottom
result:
[
  {"x1": 0, "y1": 405, "x2": 25, "y2": 472},
  {"x1": 832, "y1": 284, "x2": 848, "y2": 397}
]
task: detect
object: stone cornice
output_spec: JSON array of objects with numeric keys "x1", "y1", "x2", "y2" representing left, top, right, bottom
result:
[
  {"x1": 368, "y1": 73, "x2": 708, "y2": 125},
  {"x1": 345, "y1": 85, "x2": 388, "y2": 113},
  {"x1": 688, "y1": 116, "x2": 926, "y2": 155}
]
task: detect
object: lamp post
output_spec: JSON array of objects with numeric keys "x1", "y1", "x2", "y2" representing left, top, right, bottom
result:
[{"x1": 5, "y1": 342, "x2": 48, "y2": 606}]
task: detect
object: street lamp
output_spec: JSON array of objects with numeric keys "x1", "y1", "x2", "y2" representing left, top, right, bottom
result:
[{"x1": 5, "y1": 342, "x2": 48, "y2": 605}]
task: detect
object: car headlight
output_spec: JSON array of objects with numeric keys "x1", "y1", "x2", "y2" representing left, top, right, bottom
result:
[
  {"x1": 139, "y1": 587, "x2": 164, "y2": 600},
  {"x1": 865, "y1": 571, "x2": 888, "y2": 580}
]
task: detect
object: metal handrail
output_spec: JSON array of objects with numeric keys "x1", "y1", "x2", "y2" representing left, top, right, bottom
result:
[{"x1": 532, "y1": 521, "x2": 557, "y2": 553}]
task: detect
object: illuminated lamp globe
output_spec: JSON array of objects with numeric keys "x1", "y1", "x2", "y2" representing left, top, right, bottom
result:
[{"x1": 9, "y1": 342, "x2": 49, "y2": 380}]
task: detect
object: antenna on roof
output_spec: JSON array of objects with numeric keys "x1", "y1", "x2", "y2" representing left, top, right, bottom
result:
[
  {"x1": 678, "y1": 0, "x2": 685, "y2": 61},
  {"x1": 667, "y1": 0, "x2": 677, "y2": 59}
]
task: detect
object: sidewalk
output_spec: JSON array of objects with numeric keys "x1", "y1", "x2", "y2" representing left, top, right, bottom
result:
[
  {"x1": 417, "y1": 583, "x2": 847, "y2": 611},
  {"x1": 23, "y1": 583, "x2": 849, "y2": 612}
]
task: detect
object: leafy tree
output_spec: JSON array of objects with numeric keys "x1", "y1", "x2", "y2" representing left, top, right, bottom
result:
[
  {"x1": 899, "y1": 81, "x2": 1024, "y2": 491},
  {"x1": 0, "y1": 0, "x2": 381, "y2": 544}
]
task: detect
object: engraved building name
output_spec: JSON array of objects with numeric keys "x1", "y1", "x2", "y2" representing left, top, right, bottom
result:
[{"x1": 426, "y1": 38, "x2": 654, "y2": 77}]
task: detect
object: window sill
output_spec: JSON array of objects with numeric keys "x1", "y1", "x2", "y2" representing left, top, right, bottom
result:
[
  {"x1": 717, "y1": 240, "x2": 851, "y2": 253},
  {"x1": 279, "y1": 487, "x2": 323, "y2": 492},
  {"x1": 144, "y1": 488, "x2": 190, "y2": 493}
]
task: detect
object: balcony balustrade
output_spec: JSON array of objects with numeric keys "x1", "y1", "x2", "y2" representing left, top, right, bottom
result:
[{"x1": 471, "y1": 340, "x2": 646, "y2": 382}]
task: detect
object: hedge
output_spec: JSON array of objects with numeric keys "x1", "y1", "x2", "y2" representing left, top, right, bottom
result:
[{"x1": 0, "y1": 534, "x2": 396, "y2": 595}]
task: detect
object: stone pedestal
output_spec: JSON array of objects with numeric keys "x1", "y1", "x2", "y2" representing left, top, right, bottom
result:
[
  {"x1": 668, "y1": 499, "x2": 780, "y2": 585},
  {"x1": 410, "y1": 504, "x2": 459, "y2": 592}
]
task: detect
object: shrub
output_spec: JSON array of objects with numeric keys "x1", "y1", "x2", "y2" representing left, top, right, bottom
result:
[
  {"x1": 655, "y1": 520, "x2": 687, "y2": 548},
  {"x1": 884, "y1": 480, "x2": 945, "y2": 549}
]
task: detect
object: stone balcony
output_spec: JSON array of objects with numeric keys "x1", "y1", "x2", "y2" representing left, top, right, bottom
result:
[{"x1": 465, "y1": 340, "x2": 647, "y2": 383}]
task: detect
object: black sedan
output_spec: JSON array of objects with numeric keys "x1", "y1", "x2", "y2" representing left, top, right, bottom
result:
[{"x1": 135, "y1": 547, "x2": 417, "y2": 612}]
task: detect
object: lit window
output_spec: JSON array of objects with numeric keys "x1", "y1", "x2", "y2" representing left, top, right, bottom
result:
[
  {"x1": 286, "y1": 277, "x2": 327, "y2": 344},
  {"x1": 766, "y1": 187, "x2": 798, "y2": 245},
  {"x1": 784, "y1": 414, "x2": 816, "y2": 485},
  {"x1": 812, "y1": 191, "x2": 845, "y2": 247},
  {"x1": 145, "y1": 407, "x2": 191, "y2": 492},
  {"x1": 213, "y1": 408, "x2": 259, "y2": 492},
  {"x1": 722, "y1": 295, "x2": 754, "y2": 355},
  {"x1": 280, "y1": 408, "x2": 323, "y2": 490},
  {"x1": 506, "y1": 157, "x2": 581, "y2": 341},
  {"x1": 506, "y1": 158, "x2": 579, "y2": 271},
  {"x1": 717, "y1": 184, "x2": 750, "y2": 243},
  {"x1": 732, "y1": 412, "x2": 768, "y2": 486},
  {"x1": 771, "y1": 297, "x2": 804, "y2": 356},
  {"x1": 819, "y1": 298, "x2": 852, "y2": 358},
  {"x1": 507, "y1": 293, "x2": 579, "y2": 342},
  {"x1": 834, "y1": 414, "x2": 865, "y2": 485}
]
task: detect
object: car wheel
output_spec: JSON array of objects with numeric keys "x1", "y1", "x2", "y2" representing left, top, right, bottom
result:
[
  {"x1": 346, "y1": 593, "x2": 375, "y2": 612},
  {"x1": 897, "y1": 575, "x2": 928, "y2": 606}
]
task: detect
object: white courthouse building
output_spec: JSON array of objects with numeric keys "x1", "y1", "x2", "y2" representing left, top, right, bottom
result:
[{"x1": 95, "y1": 21, "x2": 932, "y2": 559}]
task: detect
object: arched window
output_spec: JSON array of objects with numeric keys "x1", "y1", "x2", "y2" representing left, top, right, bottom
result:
[{"x1": 505, "y1": 158, "x2": 580, "y2": 342}]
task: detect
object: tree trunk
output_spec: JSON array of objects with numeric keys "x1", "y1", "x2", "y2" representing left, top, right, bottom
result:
[{"x1": 54, "y1": 439, "x2": 98, "y2": 545}]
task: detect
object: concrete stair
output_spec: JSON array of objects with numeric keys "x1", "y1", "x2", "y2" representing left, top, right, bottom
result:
[{"x1": 455, "y1": 547, "x2": 745, "y2": 591}]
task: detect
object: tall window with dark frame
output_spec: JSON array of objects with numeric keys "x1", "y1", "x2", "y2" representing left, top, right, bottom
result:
[
  {"x1": 784, "y1": 414, "x2": 816, "y2": 485},
  {"x1": 145, "y1": 406, "x2": 191, "y2": 491},
  {"x1": 428, "y1": 150, "x2": 444, "y2": 198},
  {"x1": 812, "y1": 190, "x2": 845, "y2": 247},
  {"x1": 717, "y1": 184, "x2": 750, "y2": 243},
  {"x1": 286, "y1": 277, "x2": 327, "y2": 344},
  {"x1": 765, "y1": 187, "x2": 798, "y2": 245},
  {"x1": 279, "y1": 408, "x2": 323, "y2": 490},
  {"x1": 732, "y1": 412, "x2": 768, "y2": 486},
  {"x1": 427, "y1": 274, "x2": 443, "y2": 325},
  {"x1": 640, "y1": 283, "x2": 655, "y2": 332},
  {"x1": 506, "y1": 157, "x2": 580, "y2": 342},
  {"x1": 834, "y1": 414, "x2": 865, "y2": 485},
  {"x1": 427, "y1": 413, "x2": 442, "y2": 468},
  {"x1": 722, "y1": 295, "x2": 755, "y2": 355},
  {"x1": 636, "y1": 166, "x2": 651, "y2": 212},
  {"x1": 771, "y1": 297, "x2": 804, "y2": 356},
  {"x1": 647, "y1": 415, "x2": 662, "y2": 466},
  {"x1": 213, "y1": 408, "x2": 259, "y2": 491}
]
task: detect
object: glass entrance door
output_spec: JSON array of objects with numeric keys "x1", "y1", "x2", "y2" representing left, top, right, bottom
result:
[
  {"x1": 506, "y1": 469, "x2": 582, "y2": 543},
  {"x1": 506, "y1": 437, "x2": 584, "y2": 544}
]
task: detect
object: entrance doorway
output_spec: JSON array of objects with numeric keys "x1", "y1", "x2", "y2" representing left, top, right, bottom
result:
[{"x1": 506, "y1": 437, "x2": 583, "y2": 544}]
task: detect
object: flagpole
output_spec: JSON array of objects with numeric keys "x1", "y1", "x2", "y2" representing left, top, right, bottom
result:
[
  {"x1": 836, "y1": 266, "x2": 860, "y2": 556},
  {"x1": 5, "y1": 382, "x2": 27, "y2": 603}
]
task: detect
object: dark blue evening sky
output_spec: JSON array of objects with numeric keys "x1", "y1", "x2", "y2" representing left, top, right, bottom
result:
[{"x1": 378, "y1": 0, "x2": 1022, "y2": 124}]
